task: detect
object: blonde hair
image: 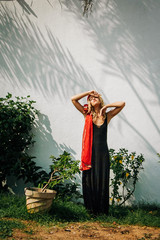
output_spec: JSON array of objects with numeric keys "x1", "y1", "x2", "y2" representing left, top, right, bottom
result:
[{"x1": 87, "y1": 95, "x2": 106, "y2": 121}]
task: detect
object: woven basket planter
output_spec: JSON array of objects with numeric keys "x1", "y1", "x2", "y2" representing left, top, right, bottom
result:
[{"x1": 24, "y1": 187, "x2": 56, "y2": 213}]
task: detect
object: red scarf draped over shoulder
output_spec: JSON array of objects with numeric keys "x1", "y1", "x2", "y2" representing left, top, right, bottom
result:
[{"x1": 80, "y1": 114, "x2": 93, "y2": 171}]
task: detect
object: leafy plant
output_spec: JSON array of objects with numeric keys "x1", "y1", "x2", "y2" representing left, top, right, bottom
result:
[
  {"x1": 54, "y1": 181, "x2": 82, "y2": 202},
  {"x1": 38, "y1": 151, "x2": 80, "y2": 192},
  {"x1": 109, "y1": 148, "x2": 145, "y2": 206},
  {"x1": 0, "y1": 219, "x2": 25, "y2": 239},
  {"x1": 82, "y1": 0, "x2": 93, "y2": 16},
  {"x1": 0, "y1": 93, "x2": 47, "y2": 191}
]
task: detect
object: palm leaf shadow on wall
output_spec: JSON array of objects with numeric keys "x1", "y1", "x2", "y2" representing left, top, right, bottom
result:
[
  {"x1": 64, "y1": 0, "x2": 160, "y2": 141},
  {"x1": 0, "y1": 0, "x2": 37, "y2": 17},
  {"x1": 0, "y1": 5, "x2": 100, "y2": 100},
  {"x1": 0, "y1": 0, "x2": 94, "y2": 16}
]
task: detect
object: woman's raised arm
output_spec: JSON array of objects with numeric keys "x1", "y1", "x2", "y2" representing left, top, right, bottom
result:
[
  {"x1": 71, "y1": 90, "x2": 98, "y2": 114},
  {"x1": 100, "y1": 101, "x2": 125, "y2": 124}
]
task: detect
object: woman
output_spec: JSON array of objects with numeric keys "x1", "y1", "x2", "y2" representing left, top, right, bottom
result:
[{"x1": 71, "y1": 90, "x2": 125, "y2": 215}]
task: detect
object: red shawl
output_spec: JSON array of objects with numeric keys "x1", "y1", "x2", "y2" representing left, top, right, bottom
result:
[{"x1": 80, "y1": 114, "x2": 93, "y2": 171}]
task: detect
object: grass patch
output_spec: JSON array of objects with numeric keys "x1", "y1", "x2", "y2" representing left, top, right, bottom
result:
[
  {"x1": 96, "y1": 204, "x2": 160, "y2": 227},
  {"x1": 0, "y1": 193, "x2": 160, "y2": 228},
  {"x1": 0, "y1": 219, "x2": 25, "y2": 239},
  {"x1": 0, "y1": 193, "x2": 90, "y2": 225}
]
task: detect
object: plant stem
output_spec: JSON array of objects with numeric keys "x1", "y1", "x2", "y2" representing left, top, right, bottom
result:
[{"x1": 42, "y1": 170, "x2": 58, "y2": 192}]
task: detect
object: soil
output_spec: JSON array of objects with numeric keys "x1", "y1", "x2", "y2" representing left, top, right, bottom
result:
[{"x1": 9, "y1": 220, "x2": 160, "y2": 240}]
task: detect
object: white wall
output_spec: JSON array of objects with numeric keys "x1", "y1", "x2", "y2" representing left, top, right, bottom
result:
[{"x1": 0, "y1": 0, "x2": 160, "y2": 202}]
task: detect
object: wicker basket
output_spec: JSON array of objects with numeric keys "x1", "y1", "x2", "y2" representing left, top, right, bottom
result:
[{"x1": 24, "y1": 187, "x2": 56, "y2": 213}]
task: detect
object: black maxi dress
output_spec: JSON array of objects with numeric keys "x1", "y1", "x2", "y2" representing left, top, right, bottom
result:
[{"x1": 82, "y1": 115, "x2": 110, "y2": 215}]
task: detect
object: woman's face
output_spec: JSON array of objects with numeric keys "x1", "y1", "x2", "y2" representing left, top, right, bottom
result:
[{"x1": 88, "y1": 96, "x2": 100, "y2": 107}]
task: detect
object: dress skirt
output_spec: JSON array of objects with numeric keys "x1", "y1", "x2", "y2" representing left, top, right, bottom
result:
[{"x1": 82, "y1": 116, "x2": 110, "y2": 215}]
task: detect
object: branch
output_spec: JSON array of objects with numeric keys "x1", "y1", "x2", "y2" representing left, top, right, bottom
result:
[
  {"x1": 42, "y1": 169, "x2": 59, "y2": 192},
  {"x1": 119, "y1": 184, "x2": 136, "y2": 206}
]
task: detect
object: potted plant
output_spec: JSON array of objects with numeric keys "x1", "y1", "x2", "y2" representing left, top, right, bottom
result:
[{"x1": 25, "y1": 151, "x2": 80, "y2": 213}]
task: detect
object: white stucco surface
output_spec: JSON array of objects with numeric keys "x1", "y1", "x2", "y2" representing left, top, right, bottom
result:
[{"x1": 0, "y1": 0, "x2": 160, "y2": 202}]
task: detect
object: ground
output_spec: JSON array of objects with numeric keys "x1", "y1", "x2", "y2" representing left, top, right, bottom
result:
[{"x1": 9, "y1": 220, "x2": 160, "y2": 240}]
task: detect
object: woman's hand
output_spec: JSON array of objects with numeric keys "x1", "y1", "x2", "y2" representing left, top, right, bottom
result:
[
  {"x1": 89, "y1": 90, "x2": 99, "y2": 97},
  {"x1": 100, "y1": 105, "x2": 108, "y2": 116},
  {"x1": 71, "y1": 91, "x2": 98, "y2": 115}
]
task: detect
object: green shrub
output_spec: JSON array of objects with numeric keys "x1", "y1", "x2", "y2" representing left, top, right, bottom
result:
[
  {"x1": 0, "y1": 93, "x2": 47, "y2": 191},
  {"x1": 109, "y1": 148, "x2": 145, "y2": 206},
  {"x1": 38, "y1": 151, "x2": 81, "y2": 193},
  {"x1": 54, "y1": 181, "x2": 82, "y2": 202}
]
